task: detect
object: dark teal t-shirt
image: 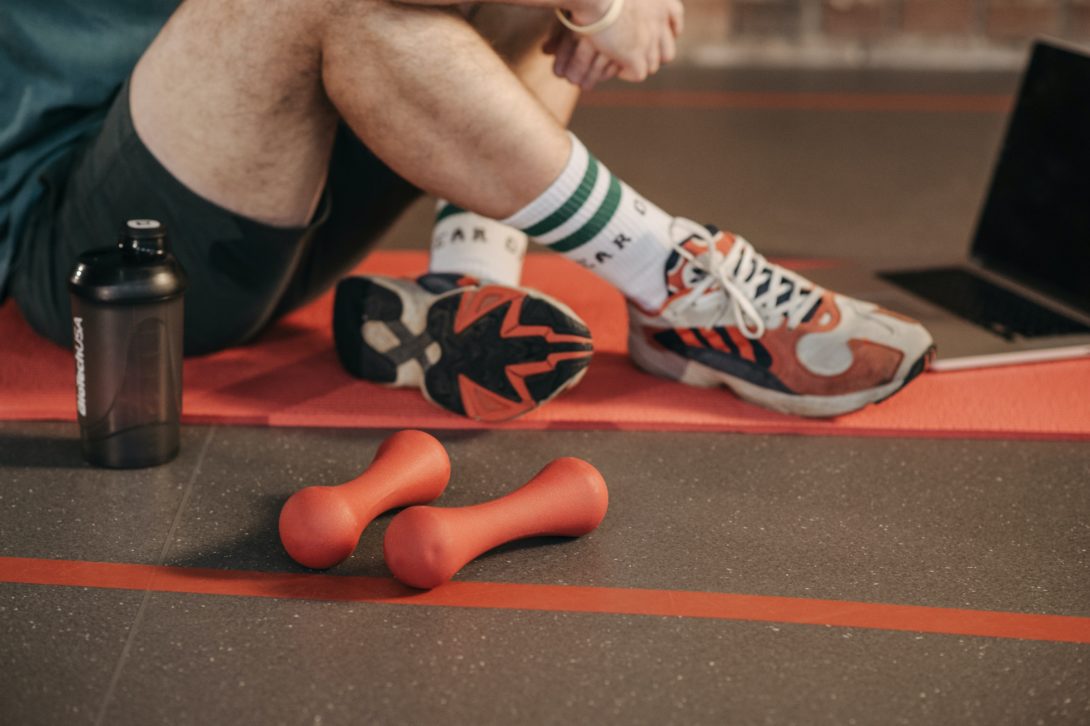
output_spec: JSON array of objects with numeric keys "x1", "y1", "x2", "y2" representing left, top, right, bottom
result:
[{"x1": 0, "y1": 0, "x2": 179, "y2": 298}]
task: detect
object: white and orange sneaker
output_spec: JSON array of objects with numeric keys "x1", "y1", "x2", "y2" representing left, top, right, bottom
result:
[{"x1": 627, "y1": 219, "x2": 935, "y2": 417}]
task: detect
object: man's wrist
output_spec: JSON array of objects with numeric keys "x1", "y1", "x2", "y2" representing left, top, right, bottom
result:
[{"x1": 565, "y1": 0, "x2": 613, "y2": 26}]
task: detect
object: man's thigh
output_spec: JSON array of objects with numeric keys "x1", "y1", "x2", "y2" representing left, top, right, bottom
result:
[
  {"x1": 130, "y1": 0, "x2": 337, "y2": 228},
  {"x1": 10, "y1": 80, "x2": 416, "y2": 356},
  {"x1": 271, "y1": 123, "x2": 421, "y2": 319}
]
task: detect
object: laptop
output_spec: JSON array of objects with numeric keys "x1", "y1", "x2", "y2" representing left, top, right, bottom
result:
[{"x1": 803, "y1": 40, "x2": 1090, "y2": 371}]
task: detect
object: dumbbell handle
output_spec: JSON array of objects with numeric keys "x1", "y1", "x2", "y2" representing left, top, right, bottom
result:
[
  {"x1": 279, "y1": 429, "x2": 449, "y2": 569},
  {"x1": 384, "y1": 457, "x2": 608, "y2": 589},
  {"x1": 335, "y1": 430, "x2": 451, "y2": 521}
]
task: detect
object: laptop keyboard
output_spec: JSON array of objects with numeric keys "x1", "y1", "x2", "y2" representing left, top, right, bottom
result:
[{"x1": 878, "y1": 267, "x2": 1090, "y2": 340}]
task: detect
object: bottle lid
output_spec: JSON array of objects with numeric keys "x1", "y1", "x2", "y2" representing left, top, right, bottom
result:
[
  {"x1": 119, "y1": 219, "x2": 169, "y2": 257},
  {"x1": 68, "y1": 219, "x2": 187, "y2": 304}
]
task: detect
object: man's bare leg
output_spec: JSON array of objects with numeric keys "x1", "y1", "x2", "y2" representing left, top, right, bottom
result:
[
  {"x1": 417, "y1": 6, "x2": 582, "y2": 285},
  {"x1": 131, "y1": 0, "x2": 572, "y2": 229},
  {"x1": 472, "y1": 5, "x2": 580, "y2": 125},
  {"x1": 130, "y1": 2, "x2": 337, "y2": 228},
  {"x1": 323, "y1": 2, "x2": 574, "y2": 218}
]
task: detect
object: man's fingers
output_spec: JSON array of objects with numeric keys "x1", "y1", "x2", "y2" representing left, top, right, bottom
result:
[
  {"x1": 580, "y1": 52, "x2": 612, "y2": 91},
  {"x1": 567, "y1": 40, "x2": 598, "y2": 87},
  {"x1": 670, "y1": 0, "x2": 685, "y2": 37},
  {"x1": 581, "y1": 0, "x2": 681, "y2": 83},
  {"x1": 661, "y1": 29, "x2": 677, "y2": 65},
  {"x1": 647, "y1": 43, "x2": 661, "y2": 76},
  {"x1": 552, "y1": 32, "x2": 577, "y2": 80},
  {"x1": 618, "y1": 60, "x2": 648, "y2": 83}
]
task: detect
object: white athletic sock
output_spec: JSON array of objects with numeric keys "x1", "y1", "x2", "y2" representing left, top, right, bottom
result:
[
  {"x1": 501, "y1": 134, "x2": 673, "y2": 310},
  {"x1": 428, "y1": 200, "x2": 527, "y2": 287}
]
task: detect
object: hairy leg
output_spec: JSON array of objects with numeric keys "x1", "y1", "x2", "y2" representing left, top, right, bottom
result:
[
  {"x1": 320, "y1": 1, "x2": 571, "y2": 218},
  {"x1": 130, "y1": 2, "x2": 339, "y2": 228},
  {"x1": 471, "y1": 5, "x2": 580, "y2": 125},
  {"x1": 131, "y1": 0, "x2": 572, "y2": 228}
]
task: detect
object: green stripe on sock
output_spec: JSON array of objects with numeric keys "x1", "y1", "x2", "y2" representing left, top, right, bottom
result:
[
  {"x1": 549, "y1": 174, "x2": 622, "y2": 253},
  {"x1": 523, "y1": 157, "x2": 600, "y2": 238},
  {"x1": 435, "y1": 202, "x2": 466, "y2": 224}
]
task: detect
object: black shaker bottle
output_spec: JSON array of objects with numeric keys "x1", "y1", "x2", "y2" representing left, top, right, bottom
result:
[{"x1": 68, "y1": 219, "x2": 187, "y2": 468}]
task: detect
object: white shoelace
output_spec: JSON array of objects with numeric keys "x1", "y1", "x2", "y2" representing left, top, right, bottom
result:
[{"x1": 675, "y1": 233, "x2": 824, "y2": 340}]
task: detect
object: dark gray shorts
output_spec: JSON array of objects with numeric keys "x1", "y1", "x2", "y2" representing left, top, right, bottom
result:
[{"x1": 9, "y1": 80, "x2": 419, "y2": 355}]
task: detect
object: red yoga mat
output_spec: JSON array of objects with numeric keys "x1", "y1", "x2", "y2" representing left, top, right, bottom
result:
[{"x1": 2, "y1": 251, "x2": 1087, "y2": 440}]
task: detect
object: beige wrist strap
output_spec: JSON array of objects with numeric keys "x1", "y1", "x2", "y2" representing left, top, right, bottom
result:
[{"x1": 555, "y1": 0, "x2": 625, "y2": 35}]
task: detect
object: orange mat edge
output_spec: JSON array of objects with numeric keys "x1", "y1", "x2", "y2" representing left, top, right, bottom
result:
[
  {"x1": 8, "y1": 409, "x2": 1090, "y2": 442},
  {"x1": 3, "y1": 251, "x2": 1088, "y2": 441}
]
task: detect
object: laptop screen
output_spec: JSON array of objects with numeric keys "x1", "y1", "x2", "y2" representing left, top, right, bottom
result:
[{"x1": 972, "y1": 41, "x2": 1090, "y2": 313}]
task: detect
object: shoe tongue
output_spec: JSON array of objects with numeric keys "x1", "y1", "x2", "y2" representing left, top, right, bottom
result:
[
  {"x1": 677, "y1": 224, "x2": 737, "y2": 261},
  {"x1": 662, "y1": 225, "x2": 739, "y2": 299},
  {"x1": 663, "y1": 250, "x2": 704, "y2": 299}
]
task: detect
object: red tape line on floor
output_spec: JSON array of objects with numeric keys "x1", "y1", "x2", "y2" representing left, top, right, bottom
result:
[{"x1": 2, "y1": 556, "x2": 1088, "y2": 644}]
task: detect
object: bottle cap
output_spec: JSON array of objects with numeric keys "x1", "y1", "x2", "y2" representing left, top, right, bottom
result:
[
  {"x1": 119, "y1": 219, "x2": 168, "y2": 257},
  {"x1": 69, "y1": 220, "x2": 187, "y2": 304}
]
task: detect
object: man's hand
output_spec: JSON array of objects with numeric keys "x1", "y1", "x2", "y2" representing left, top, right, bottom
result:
[{"x1": 548, "y1": 0, "x2": 683, "y2": 89}]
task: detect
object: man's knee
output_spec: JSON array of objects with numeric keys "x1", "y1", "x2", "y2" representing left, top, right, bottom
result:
[{"x1": 469, "y1": 5, "x2": 557, "y2": 65}]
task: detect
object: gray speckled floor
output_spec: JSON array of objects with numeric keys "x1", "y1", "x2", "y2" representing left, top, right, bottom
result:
[
  {"x1": 89, "y1": 598, "x2": 1090, "y2": 726},
  {"x1": 1, "y1": 423, "x2": 1088, "y2": 725},
  {"x1": 3, "y1": 67, "x2": 1090, "y2": 725}
]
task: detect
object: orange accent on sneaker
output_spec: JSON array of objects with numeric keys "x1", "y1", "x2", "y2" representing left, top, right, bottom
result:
[
  {"x1": 455, "y1": 275, "x2": 480, "y2": 288},
  {"x1": 763, "y1": 294, "x2": 899, "y2": 393},
  {"x1": 458, "y1": 350, "x2": 593, "y2": 422},
  {"x1": 453, "y1": 286, "x2": 525, "y2": 334},
  {"x1": 672, "y1": 295, "x2": 904, "y2": 396},
  {"x1": 452, "y1": 286, "x2": 593, "y2": 422},
  {"x1": 458, "y1": 376, "x2": 537, "y2": 421},
  {"x1": 677, "y1": 328, "x2": 703, "y2": 348},
  {"x1": 455, "y1": 285, "x2": 595, "y2": 347},
  {"x1": 498, "y1": 302, "x2": 594, "y2": 347},
  {"x1": 795, "y1": 293, "x2": 842, "y2": 334},
  {"x1": 702, "y1": 328, "x2": 733, "y2": 354},
  {"x1": 723, "y1": 326, "x2": 755, "y2": 363},
  {"x1": 765, "y1": 335, "x2": 904, "y2": 396}
]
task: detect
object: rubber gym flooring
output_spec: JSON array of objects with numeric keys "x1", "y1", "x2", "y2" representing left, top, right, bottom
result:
[{"x1": 2, "y1": 67, "x2": 1088, "y2": 725}]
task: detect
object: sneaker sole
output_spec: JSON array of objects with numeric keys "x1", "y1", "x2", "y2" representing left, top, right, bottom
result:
[{"x1": 334, "y1": 278, "x2": 594, "y2": 422}]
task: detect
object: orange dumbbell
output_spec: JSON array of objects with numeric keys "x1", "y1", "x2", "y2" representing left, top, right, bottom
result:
[
  {"x1": 383, "y1": 457, "x2": 608, "y2": 589},
  {"x1": 279, "y1": 430, "x2": 450, "y2": 569}
]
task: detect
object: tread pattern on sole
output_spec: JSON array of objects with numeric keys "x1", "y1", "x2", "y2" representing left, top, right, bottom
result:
[
  {"x1": 334, "y1": 278, "x2": 594, "y2": 422},
  {"x1": 425, "y1": 286, "x2": 593, "y2": 421}
]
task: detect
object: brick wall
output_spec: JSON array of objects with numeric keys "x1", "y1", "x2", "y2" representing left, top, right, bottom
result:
[{"x1": 679, "y1": 0, "x2": 1090, "y2": 67}]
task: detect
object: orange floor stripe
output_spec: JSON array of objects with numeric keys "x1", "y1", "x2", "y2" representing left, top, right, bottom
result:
[
  {"x1": 582, "y1": 90, "x2": 1013, "y2": 113},
  {"x1": 3, "y1": 556, "x2": 1088, "y2": 645}
]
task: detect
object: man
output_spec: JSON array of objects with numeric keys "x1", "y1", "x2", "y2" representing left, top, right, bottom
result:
[{"x1": 1, "y1": 0, "x2": 933, "y2": 422}]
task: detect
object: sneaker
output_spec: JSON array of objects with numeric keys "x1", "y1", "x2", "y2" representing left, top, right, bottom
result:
[
  {"x1": 627, "y1": 219, "x2": 935, "y2": 417},
  {"x1": 333, "y1": 273, "x2": 594, "y2": 422}
]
